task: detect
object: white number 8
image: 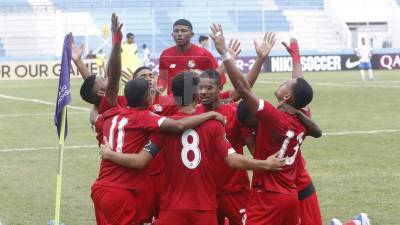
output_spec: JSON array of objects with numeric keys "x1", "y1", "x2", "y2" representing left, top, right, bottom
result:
[{"x1": 181, "y1": 129, "x2": 201, "y2": 169}]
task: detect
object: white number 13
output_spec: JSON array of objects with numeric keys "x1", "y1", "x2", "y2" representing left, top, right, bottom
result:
[{"x1": 277, "y1": 130, "x2": 304, "y2": 165}]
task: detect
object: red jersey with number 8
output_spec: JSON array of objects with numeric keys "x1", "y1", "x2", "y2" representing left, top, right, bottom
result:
[{"x1": 149, "y1": 112, "x2": 235, "y2": 210}]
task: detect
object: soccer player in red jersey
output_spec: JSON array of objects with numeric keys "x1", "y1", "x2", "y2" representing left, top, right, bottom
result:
[
  {"x1": 157, "y1": 19, "x2": 226, "y2": 95},
  {"x1": 92, "y1": 76, "x2": 226, "y2": 225},
  {"x1": 196, "y1": 69, "x2": 253, "y2": 225},
  {"x1": 210, "y1": 23, "x2": 316, "y2": 225},
  {"x1": 99, "y1": 71, "x2": 285, "y2": 225},
  {"x1": 282, "y1": 38, "x2": 323, "y2": 225}
]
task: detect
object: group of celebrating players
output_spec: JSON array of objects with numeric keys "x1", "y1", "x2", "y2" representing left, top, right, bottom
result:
[{"x1": 73, "y1": 12, "x2": 323, "y2": 225}]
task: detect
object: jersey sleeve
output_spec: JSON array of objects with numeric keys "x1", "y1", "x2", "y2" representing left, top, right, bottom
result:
[
  {"x1": 145, "y1": 132, "x2": 165, "y2": 157},
  {"x1": 157, "y1": 52, "x2": 168, "y2": 89},
  {"x1": 237, "y1": 120, "x2": 254, "y2": 140},
  {"x1": 213, "y1": 122, "x2": 236, "y2": 159},
  {"x1": 255, "y1": 99, "x2": 281, "y2": 125},
  {"x1": 138, "y1": 110, "x2": 167, "y2": 131},
  {"x1": 94, "y1": 113, "x2": 105, "y2": 146}
]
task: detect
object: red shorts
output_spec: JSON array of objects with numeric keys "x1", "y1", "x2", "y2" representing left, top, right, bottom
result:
[
  {"x1": 155, "y1": 209, "x2": 217, "y2": 225},
  {"x1": 246, "y1": 189, "x2": 299, "y2": 225},
  {"x1": 217, "y1": 190, "x2": 249, "y2": 225},
  {"x1": 91, "y1": 184, "x2": 138, "y2": 225},
  {"x1": 299, "y1": 192, "x2": 322, "y2": 225},
  {"x1": 136, "y1": 174, "x2": 162, "y2": 223}
]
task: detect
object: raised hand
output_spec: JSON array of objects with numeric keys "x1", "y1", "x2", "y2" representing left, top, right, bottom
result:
[
  {"x1": 71, "y1": 36, "x2": 84, "y2": 62},
  {"x1": 209, "y1": 23, "x2": 227, "y2": 55},
  {"x1": 111, "y1": 12, "x2": 123, "y2": 45},
  {"x1": 281, "y1": 38, "x2": 299, "y2": 58},
  {"x1": 227, "y1": 39, "x2": 241, "y2": 60},
  {"x1": 254, "y1": 32, "x2": 276, "y2": 60}
]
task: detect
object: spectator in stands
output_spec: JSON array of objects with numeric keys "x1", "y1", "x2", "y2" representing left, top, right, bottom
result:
[
  {"x1": 121, "y1": 32, "x2": 140, "y2": 72},
  {"x1": 96, "y1": 49, "x2": 106, "y2": 76},
  {"x1": 355, "y1": 37, "x2": 374, "y2": 81},
  {"x1": 86, "y1": 50, "x2": 96, "y2": 59},
  {"x1": 142, "y1": 44, "x2": 150, "y2": 66},
  {"x1": 198, "y1": 35, "x2": 209, "y2": 48}
]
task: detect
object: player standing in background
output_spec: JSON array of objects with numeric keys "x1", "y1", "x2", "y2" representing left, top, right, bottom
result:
[
  {"x1": 210, "y1": 23, "x2": 315, "y2": 225},
  {"x1": 198, "y1": 35, "x2": 209, "y2": 48},
  {"x1": 355, "y1": 37, "x2": 374, "y2": 81},
  {"x1": 142, "y1": 44, "x2": 151, "y2": 66},
  {"x1": 121, "y1": 33, "x2": 140, "y2": 73},
  {"x1": 157, "y1": 19, "x2": 227, "y2": 95},
  {"x1": 99, "y1": 71, "x2": 285, "y2": 225}
]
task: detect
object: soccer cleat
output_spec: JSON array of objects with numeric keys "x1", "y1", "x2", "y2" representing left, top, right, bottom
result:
[
  {"x1": 330, "y1": 218, "x2": 343, "y2": 225},
  {"x1": 354, "y1": 213, "x2": 371, "y2": 225}
]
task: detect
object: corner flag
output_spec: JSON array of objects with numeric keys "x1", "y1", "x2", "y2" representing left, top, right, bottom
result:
[
  {"x1": 52, "y1": 32, "x2": 73, "y2": 225},
  {"x1": 55, "y1": 33, "x2": 73, "y2": 139}
]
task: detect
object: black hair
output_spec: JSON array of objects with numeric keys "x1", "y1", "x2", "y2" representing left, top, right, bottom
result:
[
  {"x1": 171, "y1": 71, "x2": 200, "y2": 106},
  {"x1": 200, "y1": 69, "x2": 221, "y2": 86},
  {"x1": 132, "y1": 66, "x2": 152, "y2": 77},
  {"x1": 173, "y1": 19, "x2": 193, "y2": 30},
  {"x1": 127, "y1": 33, "x2": 134, "y2": 38},
  {"x1": 199, "y1": 35, "x2": 209, "y2": 43},
  {"x1": 124, "y1": 77, "x2": 149, "y2": 107},
  {"x1": 142, "y1": 44, "x2": 147, "y2": 48},
  {"x1": 80, "y1": 75, "x2": 100, "y2": 105},
  {"x1": 236, "y1": 100, "x2": 251, "y2": 124},
  {"x1": 291, "y1": 78, "x2": 313, "y2": 109}
]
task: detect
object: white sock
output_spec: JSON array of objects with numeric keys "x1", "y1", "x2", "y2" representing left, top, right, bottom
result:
[
  {"x1": 360, "y1": 70, "x2": 366, "y2": 81},
  {"x1": 368, "y1": 69, "x2": 374, "y2": 80}
]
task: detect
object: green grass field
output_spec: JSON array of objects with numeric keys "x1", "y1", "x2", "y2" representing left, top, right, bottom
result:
[{"x1": 0, "y1": 70, "x2": 399, "y2": 225}]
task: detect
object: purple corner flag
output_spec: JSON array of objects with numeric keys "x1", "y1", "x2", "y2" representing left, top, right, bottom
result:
[{"x1": 54, "y1": 33, "x2": 73, "y2": 139}]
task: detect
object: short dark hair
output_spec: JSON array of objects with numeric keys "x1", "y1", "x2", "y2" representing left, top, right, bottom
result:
[
  {"x1": 200, "y1": 69, "x2": 221, "y2": 86},
  {"x1": 142, "y1": 44, "x2": 147, "y2": 48},
  {"x1": 236, "y1": 100, "x2": 251, "y2": 124},
  {"x1": 124, "y1": 77, "x2": 149, "y2": 107},
  {"x1": 173, "y1": 19, "x2": 193, "y2": 30},
  {"x1": 127, "y1": 33, "x2": 134, "y2": 38},
  {"x1": 171, "y1": 72, "x2": 200, "y2": 106},
  {"x1": 291, "y1": 78, "x2": 313, "y2": 109},
  {"x1": 133, "y1": 66, "x2": 152, "y2": 77},
  {"x1": 80, "y1": 75, "x2": 100, "y2": 105},
  {"x1": 199, "y1": 35, "x2": 209, "y2": 43}
]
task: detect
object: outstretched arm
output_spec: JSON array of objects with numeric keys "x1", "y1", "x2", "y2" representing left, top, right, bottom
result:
[
  {"x1": 210, "y1": 23, "x2": 275, "y2": 115},
  {"x1": 71, "y1": 37, "x2": 90, "y2": 80},
  {"x1": 100, "y1": 137, "x2": 153, "y2": 169},
  {"x1": 105, "y1": 13, "x2": 123, "y2": 107},
  {"x1": 160, "y1": 111, "x2": 226, "y2": 132},
  {"x1": 228, "y1": 35, "x2": 275, "y2": 101},
  {"x1": 225, "y1": 152, "x2": 285, "y2": 171}
]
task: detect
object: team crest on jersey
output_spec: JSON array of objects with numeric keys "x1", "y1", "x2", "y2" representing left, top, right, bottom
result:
[
  {"x1": 187, "y1": 59, "x2": 196, "y2": 69},
  {"x1": 153, "y1": 104, "x2": 163, "y2": 112}
]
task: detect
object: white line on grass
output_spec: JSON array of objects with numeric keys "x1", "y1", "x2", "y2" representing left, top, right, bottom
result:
[
  {"x1": 0, "y1": 145, "x2": 97, "y2": 153},
  {"x1": 257, "y1": 81, "x2": 400, "y2": 89},
  {"x1": 0, "y1": 94, "x2": 90, "y2": 111},
  {"x1": 1, "y1": 129, "x2": 399, "y2": 153},
  {"x1": 0, "y1": 111, "x2": 87, "y2": 118},
  {"x1": 323, "y1": 129, "x2": 400, "y2": 136}
]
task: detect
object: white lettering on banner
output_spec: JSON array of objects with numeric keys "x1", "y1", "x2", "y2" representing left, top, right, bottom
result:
[
  {"x1": 271, "y1": 56, "x2": 341, "y2": 72},
  {"x1": 0, "y1": 60, "x2": 100, "y2": 80},
  {"x1": 380, "y1": 54, "x2": 400, "y2": 70}
]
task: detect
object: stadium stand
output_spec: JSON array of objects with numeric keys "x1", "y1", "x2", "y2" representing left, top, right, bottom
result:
[{"x1": 0, "y1": 38, "x2": 5, "y2": 57}]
